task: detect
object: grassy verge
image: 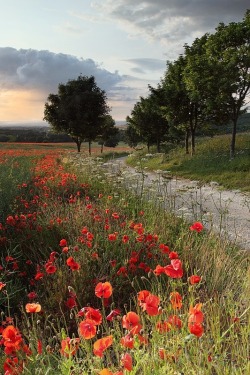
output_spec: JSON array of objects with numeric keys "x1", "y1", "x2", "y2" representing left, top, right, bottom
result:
[
  {"x1": 0, "y1": 148, "x2": 249, "y2": 374},
  {"x1": 126, "y1": 133, "x2": 250, "y2": 192}
]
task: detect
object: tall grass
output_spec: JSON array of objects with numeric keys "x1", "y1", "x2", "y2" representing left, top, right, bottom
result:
[
  {"x1": 0, "y1": 155, "x2": 37, "y2": 221},
  {"x1": 0, "y1": 148, "x2": 249, "y2": 374},
  {"x1": 127, "y1": 133, "x2": 250, "y2": 191}
]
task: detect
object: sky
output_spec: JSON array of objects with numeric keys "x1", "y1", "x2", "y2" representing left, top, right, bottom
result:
[{"x1": 0, "y1": 0, "x2": 249, "y2": 125}]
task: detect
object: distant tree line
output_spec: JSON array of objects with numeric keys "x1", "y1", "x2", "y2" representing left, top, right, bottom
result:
[
  {"x1": 126, "y1": 10, "x2": 250, "y2": 158},
  {"x1": 0, "y1": 126, "x2": 128, "y2": 149}
]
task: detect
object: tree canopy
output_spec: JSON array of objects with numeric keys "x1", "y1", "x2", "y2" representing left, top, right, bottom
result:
[
  {"x1": 127, "y1": 10, "x2": 250, "y2": 158},
  {"x1": 44, "y1": 75, "x2": 110, "y2": 153},
  {"x1": 126, "y1": 93, "x2": 169, "y2": 152}
]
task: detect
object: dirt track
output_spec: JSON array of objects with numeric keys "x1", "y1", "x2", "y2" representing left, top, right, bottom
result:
[{"x1": 103, "y1": 158, "x2": 250, "y2": 251}]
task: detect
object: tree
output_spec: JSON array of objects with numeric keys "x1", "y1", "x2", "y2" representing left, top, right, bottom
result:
[
  {"x1": 125, "y1": 120, "x2": 143, "y2": 148},
  {"x1": 205, "y1": 10, "x2": 250, "y2": 158},
  {"x1": 97, "y1": 115, "x2": 118, "y2": 153},
  {"x1": 126, "y1": 94, "x2": 169, "y2": 152},
  {"x1": 182, "y1": 34, "x2": 213, "y2": 155},
  {"x1": 44, "y1": 75, "x2": 110, "y2": 153},
  {"x1": 153, "y1": 56, "x2": 191, "y2": 153}
]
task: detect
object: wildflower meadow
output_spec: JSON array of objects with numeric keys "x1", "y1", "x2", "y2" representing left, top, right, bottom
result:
[{"x1": 0, "y1": 145, "x2": 249, "y2": 375}]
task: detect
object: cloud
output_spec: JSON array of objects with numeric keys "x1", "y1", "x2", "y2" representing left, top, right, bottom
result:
[
  {"x1": 0, "y1": 47, "x2": 144, "y2": 121},
  {"x1": 0, "y1": 47, "x2": 123, "y2": 94},
  {"x1": 93, "y1": 0, "x2": 249, "y2": 47},
  {"x1": 123, "y1": 58, "x2": 166, "y2": 74}
]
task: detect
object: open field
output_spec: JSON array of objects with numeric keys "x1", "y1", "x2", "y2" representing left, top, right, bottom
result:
[
  {"x1": 0, "y1": 141, "x2": 131, "y2": 154},
  {"x1": 0, "y1": 143, "x2": 249, "y2": 374}
]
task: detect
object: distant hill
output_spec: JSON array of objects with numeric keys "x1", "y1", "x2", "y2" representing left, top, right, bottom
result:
[
  {"x1": 115, "y1": 120, "x2": 127, "y2": 128},
  {"x1": 0, "y1": 121, "x2": 48, "y2": 129}
]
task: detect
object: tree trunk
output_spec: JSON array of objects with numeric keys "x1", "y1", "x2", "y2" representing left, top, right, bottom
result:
[
  {"x1": 185, "y1": 129, "x2": 189, "y2": 154},
  {"x1": 101, "y1": 143, "x2": 104, "y2": 153},
  {"x1": 147, "y1": 142, "x2": 150, "y2": 152},
  {"x1": 190, "y1": 103, "x2": 198, "y2": 156},
  {"x1": 88, "y1": 141, "x2": 92, "y2": 155},
  {"x1": 230, "y1": 119, "x2": 237, "y2": 159},
  {"x1": 191, "y1": 130, "x2": 195, "y2": 156},
  {"x1": 74, "y1": 138, "x2": 82, "y2": 152}
]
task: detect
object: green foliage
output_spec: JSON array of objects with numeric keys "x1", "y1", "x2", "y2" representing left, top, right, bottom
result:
[
  {"x1": 0, "y1": 155, "x2": 37, "y2": 221},
  {"x1": 126, "y1": 93, "x2": 169, "y2": 152},
  {"x1": 129, "y1": 10, "x2": 250, "y2": 158},
  {"x1": 44, "y1": 75, "x2": 110, "y2": 152},
  {"x1": 126, "y1": 133, "x2": 250, "y2": 191}
]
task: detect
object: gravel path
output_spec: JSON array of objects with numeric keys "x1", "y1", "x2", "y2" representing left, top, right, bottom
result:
[{"x1": 103, "y1": 157, "x2": 250, "y2": 251}]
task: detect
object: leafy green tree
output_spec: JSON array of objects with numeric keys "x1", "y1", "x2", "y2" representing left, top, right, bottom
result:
[
  {"x1": 182, "y1": 34, "x2": 213, "y2": 155},
  {"x1": 97, "y1": 114, "x2": 118, "y2": 153},
  {"x1": 125, "y1": 120, "x2": 143, "y2": 148},
  {"x1": 153, "y1": 56, "x2": 191, "y2": 153},
  {"x1": 126, "y1": 94, "x2": 169, "y2": 152},
  {"x1": 205, "y1": 10, "x2": 250, "y2": 158},
  {"x1": 44, "y1": 75, "x2": 110, "y2": 153}
]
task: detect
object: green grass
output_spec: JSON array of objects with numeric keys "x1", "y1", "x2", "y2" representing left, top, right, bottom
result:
[
  {"x1": 0, "y1": 147, "x2": 249, "y2": 374},
  {"x1": 126, "y1": 133, "x2": 250, "y2": 192}
]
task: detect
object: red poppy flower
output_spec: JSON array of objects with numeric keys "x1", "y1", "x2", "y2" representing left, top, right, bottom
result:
[
  {"x1": 190, "y1": 222, "x2": 204, "y2": 232},
  {"x1": 122, "y1": 235, "x2": 129, "y2": 243},
  {"x1": 95, "y1": 282, "x2": 113, "y2": 299},
  {"x1": 0, "y1": 281, "x2": 6, "y2": 290},
  {"x1": 34, "y1": 271, "x2": 44, "y2": 280},
  {"x1": 108, "y1": 233, "x2": 117, "y2": 241},
  {"x1": 169, "y1": 292, "x2": 182, "y2": 309},
  {"x1": 60, "y1": 337, "x2": 80, "y2": 357},
  {"x1": 27, "y1": 291, "x2": 37, "y2": 299},
  {"x1": 141, "y1": 293, "x2": 160, "y2": 316},
  {"x1": 25, "y1": 303, "x2": 41, "y2": 313},
  {"x1": 122, "y1": 311, "x2": 142, "y2": 335},
  {"x1": 156, "y1": 320, "x2": 172, "y2": 333},
  {"x1": 121, "y1": 352, "x2": 133, "y2": 371},
  {"x1": 2, "y1": 325, "x2": 23, "y2": 349},
  {"x1": 110, "y1": 259, "x2": 117, "y2": 267},
  {"x1": 106, "y1": 308, "x2": 121, "y2": 321},
  {"x1": 159, "y1": 348, "x2": 166, "y2": 360},
  {"x1": 4, "y1": 357, "x2": 23, "y2": 374},
  {"x1": 66, "y1": 256, "x2": 80, "y2": 271},
  {"x1": 79, "y1": 319, "x2": 97, "y2": 339},
  {"x1": 65, "y1": 297, "x2": 77, "y2": 309},
  {"x1": 168, "y1": 315, "x2": 183, "y2": 329},
  {"x1": 37, "y1": 340, "x2": 43, "y2": 355},
  {"x1": 188, "y1": 303, "x2": 204, "y2": 325},
  {"x1": 164, "y1": 259, "x2": 183, "y2": 279},
  {"x1": 137, "y1": 290, "x2": 150, "y2": 305},
  {"x1": 189, "y1": 275, "x2": 202, "y2": 284},
  {"x1": 159, "y1": 243, "x2": 170, "y2": 254},
  {"x1": 154, "y1": 265, "x2": 165, "y2": 275},
  {"x1": 79, "y1": 307, "x2": 102, "y2": 325},
  {"x1": 169, "y1": 251, "x2": 178, "y2": 259},
  {"x1": 120, "y1": 334, "x2": 135, "y2": 349},
  {"x1": 59, "y1": 239, "x2": 67, "y2": 247},
  {"x1": 188, "y1": 322, "x2": 204, "y2": 337},
  {"x1": 93, "y1": 335, "x2": 113, "y2": 357},
  {"x1": 188, "y1": 303, "x2": 204, "y2": 337},
  {"x1": 45, "y1": 262, "x2": 57, "y2": 274},
  {"x1": 117, "y1": 266, "x2": 127, "y2": 276}
]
